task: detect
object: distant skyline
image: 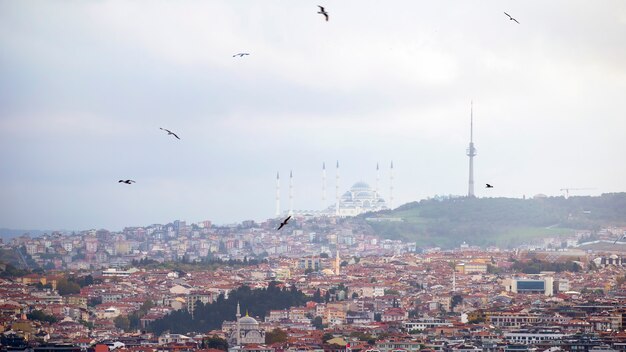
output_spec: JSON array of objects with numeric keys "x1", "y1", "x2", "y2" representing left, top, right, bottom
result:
[{"x1": 1, "y1": 1, "x2": 625, "y2": 230}]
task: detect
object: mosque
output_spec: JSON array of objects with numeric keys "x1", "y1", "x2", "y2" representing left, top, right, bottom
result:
[
  {"x1": 332, "y1": 181, "x2": 388, "y2": 216},
  {"x1": 223, "y1": 303, "x2": 266, "y2": 346},
  {"x1": 275, "y1": 161, "x2": 393, "y2": 218}
]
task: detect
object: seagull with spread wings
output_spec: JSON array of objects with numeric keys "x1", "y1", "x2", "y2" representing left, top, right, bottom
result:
[
  {"x1": 486, "y1": 184, "x2": 494, "y2": 188},
  {"x1": 160, "y1": 127, "x2": 180, "y2": 140},
  {"x1": 318, "y1": 5, "x2": 329, "y2": 21},
  {"x1": 119, "y1": 180, "x2": 135, "y2": 184},
  {"x1": 277, "y1": 216, "x2": 291, "y2": 231},
  {"x1": 504, "y1": 12, "x2": 520, "y2": 24},
  {"x1": 233, "y1": 53, "x2": 250, "y2": 58}
]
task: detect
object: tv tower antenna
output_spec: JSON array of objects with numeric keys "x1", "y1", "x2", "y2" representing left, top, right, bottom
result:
[{"x1": 467, "y1": 101, "x2": 477, "y2": 198}]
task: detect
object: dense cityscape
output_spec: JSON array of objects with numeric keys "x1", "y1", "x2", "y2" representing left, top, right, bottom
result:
[
  {"x1": 2, "y1": 1, "x2": 626, "y2": 352},
  {"x1": 2, "y1": 211, "x2": 626, "y2": 352}
]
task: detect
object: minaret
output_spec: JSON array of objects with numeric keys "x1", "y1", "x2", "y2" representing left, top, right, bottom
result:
[
  {"x1": 467, "y1": 101, "x2": 477, "y2": 198},
  {"x1": 389, "y1": 161, "x2": 394, "y2": 209},
  {"x1": 289, "y1": 170, "x2": 294, "y2": 215},
  {"x1": 452, "y1": 262, "x2": 456, "y2": 292},
  {"x1": 275, "y1": 172, "x2": 280, "y2": 217},
  {"x1": 375, "y1": 162, "x2": 380, "y2": 200},
  {"x1": 335, "y1": 250, "x2": 340, "y2": 275},
  {"x1": 322, "y1": 162, "x2": 327, "y2": 208},
  {"x1": 236, "y1": 302, "x2": 241, "y2": 345},
  {"x1": 335, "y1": 161, "x2": 340, "y2": 216}
]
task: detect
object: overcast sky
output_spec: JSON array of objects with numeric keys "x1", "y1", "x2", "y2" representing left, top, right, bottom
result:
[{"x1": 1, "y1": 1, "x2": 625, "y2": 231}]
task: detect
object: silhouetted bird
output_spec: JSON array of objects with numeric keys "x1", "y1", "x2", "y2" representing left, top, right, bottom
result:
[
  {"x1": 119, "y1": 180, "x2": 135, "y2": 184},
  {"x1": 233, "y1": 53, "x2": 250, "y2": 57},
  {"x1": 486, "y1": 184, "x2": 494, "y2": 188},
  {"x1": 317, "y1": 5, "x2": 329, "y2": 21},
  {"x1": 504, "y1": 12, "x2": 520, "y2": 24},
  {"x1": 160, "y1": 127, "x2": 180, "y2": 140},
  {"x1": 277, "y1": 216, "x2": 291, "y2": 230}
]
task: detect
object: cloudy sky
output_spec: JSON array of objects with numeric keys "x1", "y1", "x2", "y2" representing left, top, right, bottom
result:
[{"x1": 1, "y1": 1, "x2": 625, "y2": 231}]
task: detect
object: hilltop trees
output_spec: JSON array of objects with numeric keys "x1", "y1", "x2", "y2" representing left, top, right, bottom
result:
[{"x1": 150, "y1": 282, "x2": 309, "y2": 335}]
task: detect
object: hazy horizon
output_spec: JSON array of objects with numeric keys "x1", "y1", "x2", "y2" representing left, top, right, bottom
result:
[{"x1": 1, "y1": 1, "x2": 625, "y2": 230}]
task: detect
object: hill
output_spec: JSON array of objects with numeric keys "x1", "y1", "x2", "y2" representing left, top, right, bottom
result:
[
  {"x1": 0, "y1": 228, "x2": 53, "y2": 240},
  {"x1": 362, "y1": 193, "x2": 626, "y2": 249}
]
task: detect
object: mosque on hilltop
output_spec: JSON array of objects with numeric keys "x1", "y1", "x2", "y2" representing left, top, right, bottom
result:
[{"x1": 275, "y1": 161, "x2": 394, "y2": 218}]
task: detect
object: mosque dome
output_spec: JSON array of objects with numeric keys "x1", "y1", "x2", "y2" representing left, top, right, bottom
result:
[
  {"x1": 239, "y1": 315, "x2": 258, "y2": 325},
  {"x1": 355, "y1": 191, "x2": 373, "y2": 199},
  {"x1": 331, "y1": 179, "x2": 388, "y2": 217},
  {"x1": 351, "y1": 182, "x2": 371, "y2": 191}
]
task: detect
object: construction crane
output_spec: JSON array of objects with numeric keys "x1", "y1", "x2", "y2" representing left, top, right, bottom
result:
[{"x1": 560, "y1": 187, "x2": 596, "y2": 199}]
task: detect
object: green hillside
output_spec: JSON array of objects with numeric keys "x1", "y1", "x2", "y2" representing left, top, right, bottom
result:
[{"x1": 362, "y1": 193, "x2": 626, "y2": 248}]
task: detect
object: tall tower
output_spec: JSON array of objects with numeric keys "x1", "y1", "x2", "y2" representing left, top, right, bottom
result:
[
  {"x1": 275, "y1": 172, "x2": 280, "y2": 217},
  {"x1": 452, "y1": 261, "x2": 456, "y2": 292},
  {"x1": 467, "y1": 101, "x2": 477, "y2": 198},
  {"x1": 236, "y1": 301, "x2": 241, "y2": 345},
  {"x1": 335, "y1": 161, "x2": 340, "y2": 216},
  {"x1": 335, "y1": 250, "x2": 341, "y2": 275},
  {"x1": 322, "y1": 162, "x2": 327, "y2": 208},
  {"x1": 289, "y1": 170, "x2": 294, "y2": 215},
  {"x1": 375, "y1": 162, "x2": 380, "y2": 200},
  {"x1": 389, "y1": 161, "x2": 394, "y2": 209}
]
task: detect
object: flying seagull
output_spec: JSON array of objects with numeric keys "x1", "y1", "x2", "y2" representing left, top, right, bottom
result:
[
  {"x1": 504, "y1": 12, "x2": 520, "y2": 24},
  {"x1": 317, "y1": 5, "x2": 329, "y2": 21},
  {"x1": 277, "y1": 216, "x2": 291, "y2": 231},
  {"x1": 119, "y1": 180, "x2": 135, "y2": 184},
  {"x1": 486, "y1": 184, "x2": 494, "y2": 188},
  {"x1": 233, "y1": 53, "x2": 250, "y2": 57},
  {"x1": 159, "y1": 127, "x2": 180, "y2": 140}
]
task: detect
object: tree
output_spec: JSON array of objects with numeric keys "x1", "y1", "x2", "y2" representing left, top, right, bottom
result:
[
  {"x1": 88, "y1": 297, "x2": 102, "y2": 307},
  {"x1": 56, "y1": 278, "x2": 80, "y2": 296},
  {"x1": 266, "y1": 328, "x2": 288, "y2": 344},
  {"x1": 204, "y1": 335, "x2": 228, "y2": 351},
  {"x1": 139, "y1": 300, "x2": 155, "y2": 314},
  {"x1": 312, "y1": 316, "x2": 324, "y2": 330},
  {"x1": 313, "y1": 289, "x2": 322, "y2": 303},
  {"x1": 150, "y1": 284, "x2": 309, "y2": 336},
  {"x1": 374, "y1": 313, "x2": 382, "y2": 322},
  {"x1": 352, "y1": 292, "x2": 359, "y2": 299},
  {"x1": 384, "y1": 289, "x2": 400, "y2": 296},
  {"x1": 27, "y1": 310, "x2": 57, "y2": 323},
  {"x1": 320, "y1": 252, "x2": 329, "y2": 259},
  {"x1": 114, "y1": 315, "x2": 130, "y2": 331},
  {"x1": 451, "y1": 294, "x2": 463, "y2": 309},
  {"x1": 322, "y1": 333, "x2": 334, "y2": 343}
]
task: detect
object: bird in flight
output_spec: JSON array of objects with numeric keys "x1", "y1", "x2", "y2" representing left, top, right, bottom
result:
[
  {"x1": 486, "y1": 184, "x2": 494, "y2": 188},
  {"x1": 160, "y1": 127, "x2": 180, "y2": 140},
  {"x1": 277, "y1": 216, "x2": 291, "y2": 231},
  {"x1": 119, "y1": 180, "x2": 135, "y2": 184},
  {"x1": 317, "y1": 5, "x2": 329, "y2": 21},
  {"x1": 504, "y1": 12, "x2": 520, "y2": 24},
  {"x1": 233, "y1": 53, "x2": 250, "y2": 58}
]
